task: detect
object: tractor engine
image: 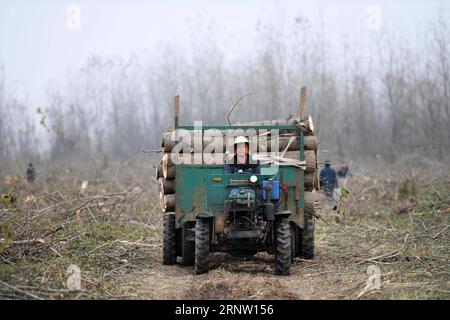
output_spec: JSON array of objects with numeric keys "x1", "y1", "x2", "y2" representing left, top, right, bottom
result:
[
  {"x1": 222, "y1": 177, "x2": 281, "y2": 248},
  {"x1": 227, "y1": 187, "x2": 257, "y2": 232}
]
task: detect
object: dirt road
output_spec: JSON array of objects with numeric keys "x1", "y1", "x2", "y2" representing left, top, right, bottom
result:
[{"x1": 133, "y1": 243, "x2": 368, "y2": 300}]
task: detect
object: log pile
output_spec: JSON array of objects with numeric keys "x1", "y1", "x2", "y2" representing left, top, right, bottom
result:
[
  {"x1": 157, "y1": 116, "x2": 320, "y2": 214},
  {"x1": 238, "y1": 116, "x2": 320, "y2": 215},
  {"x1": 157, "y1": 127, "x2": 176, "y2": 212},
  {"x1": 298, "y1": 117, "x2": 320, "y2": 215}
]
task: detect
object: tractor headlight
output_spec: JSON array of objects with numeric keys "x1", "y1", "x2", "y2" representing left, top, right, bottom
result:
[{"x1": 250, "y1": 175, "x2": 258, "y2": 183}]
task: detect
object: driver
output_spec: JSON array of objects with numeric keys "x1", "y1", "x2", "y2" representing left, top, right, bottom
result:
[{"x1": 224, "y1": 136, "x2": 260, "y2": 174}]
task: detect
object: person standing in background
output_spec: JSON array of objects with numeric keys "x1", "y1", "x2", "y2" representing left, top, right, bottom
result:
[
  {"x1": 26, "y1": 163, "x2": 35, "y2": 183},
  {"x1": 320, "y1": 160, "x2": 338, "y2": 199},
  {"x1": 337, "y1": 163, "x2": 349, "y2": 178}
]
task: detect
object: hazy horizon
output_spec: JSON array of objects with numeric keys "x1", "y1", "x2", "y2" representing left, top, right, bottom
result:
[{"x1": 0, "y1": 0, "x2": 445, "y2": 107}]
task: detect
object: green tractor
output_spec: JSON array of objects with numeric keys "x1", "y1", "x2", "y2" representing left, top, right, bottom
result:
[{"x1": 157, "y1": 95, "x2": 319, "y2": 275}]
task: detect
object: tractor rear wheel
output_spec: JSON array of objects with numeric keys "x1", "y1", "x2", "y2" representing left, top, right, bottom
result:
[
  {"x1": 195, "y1": 218, "x2": 211, "y2": 274},
  {"x1": 275, "y1": 218, "x2": 291, "y2": 275},
  {"x1": 162, "y1": 213, "x2": 177, "y2": 265},
  {"x1": 300, "y1": 214, "x2": 315, "y2": 259},
  {"x1": 290, "y1": 223, "x2": 301, "y2": 261},
  {"x1": 181, "y1": 222, "x2": 195, "y2": 266}
]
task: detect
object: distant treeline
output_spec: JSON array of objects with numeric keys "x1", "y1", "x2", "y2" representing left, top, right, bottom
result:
[{"x1": 1, "y1": 9, "x2": 449, "y2": 170}]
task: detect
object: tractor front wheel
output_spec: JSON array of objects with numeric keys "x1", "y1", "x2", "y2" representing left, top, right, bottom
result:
[
  {"x1": 195, "y1": 218, "x2": 211, "y2": 274},
  {"x1": 300, "y1": 214, "x2": 315, "y2": 259},
  {"x1": 290, "y1": 223, "x2": 301, "y2": 261},
  {"x1": 162, "y1": 213, "x2": 177, "y2": 265},
  {"x1": 275, "y1": 218, "x2": 291, "y2": 275}
]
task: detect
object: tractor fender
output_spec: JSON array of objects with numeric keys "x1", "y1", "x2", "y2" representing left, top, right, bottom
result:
[
  {"x1": 275, "y1": 210, "x2": 291, "y2": 219},
  {"x1": 196, "y1": 211, "x2": 215, "y2": 219}
]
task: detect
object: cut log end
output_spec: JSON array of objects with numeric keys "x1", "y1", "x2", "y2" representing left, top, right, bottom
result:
[
  {"x1": 163, "y1": 165, "x2": 175, "y2": 179},
  {"x1": 304, "y1": 171, "x2": 319, "y2": 190},
  {"x1": 160, "y1": 192, "x2": 175, "y2": 213},
  {"x1": 304, "y1": 190, "x2": 320, "y2": 214},
  {"x1": 162, "y1": 153, "x2": 176, "y2": 179},
  {"x1": 304, "y1": 135, "x2": 318, "y2": 151},
  {"x1": 159, "y1": 178, "x2": 175, "y2": 194}
]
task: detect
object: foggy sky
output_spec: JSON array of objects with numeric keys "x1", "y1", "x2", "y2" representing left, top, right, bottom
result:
[{"x1": 0, "y1": 0, "x2": 443, "y2": 106}]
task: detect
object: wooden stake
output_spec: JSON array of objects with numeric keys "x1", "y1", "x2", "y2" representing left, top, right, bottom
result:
[
  {"x1": 300, "y1": 87, "x2": 307, "y2": 119},
  {"x1": 174, "y1": 95, "x2": 180, "y2": 128}
]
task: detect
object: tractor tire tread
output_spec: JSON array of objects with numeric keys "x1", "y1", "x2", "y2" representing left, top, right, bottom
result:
[
  {"x1": 300, "y1": 214, "x2": 315, "y2": 259},
  {"x1": 195, "y1": 218, "x2": 210, "y2": 274},
  {"x1": 163, "y1": 213, "x2": 177, "y2": 265},
  {"x1": 275, "y1": 218, "x2": 291, "y2": 275}
]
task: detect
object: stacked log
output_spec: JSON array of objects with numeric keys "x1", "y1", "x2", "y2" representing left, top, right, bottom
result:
[
  {"x1": 304, "y1": 190, "x2": 320, "y2": 215},
  {"x1": 236, "y1": 115, "x2": 315, "y2": 134},
  {"x1": 304, "y1": 172, "x2": 318, "y2": 190},
  {"x1": 238, "y1": 117, "x2": 321, "y2": 209},
  {"x1": 160, "y1": 192, "x2": 175, "y2": 212},
  {"x1": 161, "y1": 130, "x2": 318, "y2": 152},
  {"x1": 160, "y1": 178, "x2": 175, "y2": 194},
  {"x1": 280, "y1": 151, "x2": 317, "y2": 172},
  {"x1": 159, "y1": 143, "x2": 177, "y2": 213},
  {"x1": 298, "y1": 117, "x2": 320, "y2": 215},
  {"x1": 158, "y1": 115, "x2": 320, "y2": 213}
]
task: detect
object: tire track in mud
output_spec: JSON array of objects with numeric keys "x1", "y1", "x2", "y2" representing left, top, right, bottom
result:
[
  {"x1": 135, "y1": 209, "x2": 365, "y2": 300},
  {"x1": 136, "y1": 248, "x2": 363, "y2": 300}
]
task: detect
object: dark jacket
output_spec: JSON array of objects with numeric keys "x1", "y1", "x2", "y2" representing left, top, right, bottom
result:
[
  {"x1": 27, "y1": 166, "x2": 35, "y2": 182},
  {"x1": 320, "y1": 166, "x2": 338, "y2": 190},
  {"x1": 337, "y1": 165, "x2": 349, "y2": 178},
  {"x1": 224, "y1": 155, "x2": 260, "y2": 174}
]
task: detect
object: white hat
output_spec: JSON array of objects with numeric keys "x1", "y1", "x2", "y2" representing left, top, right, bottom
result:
[{"x1": 234, "y1": 136, "x2": 249, "y2": 145}]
